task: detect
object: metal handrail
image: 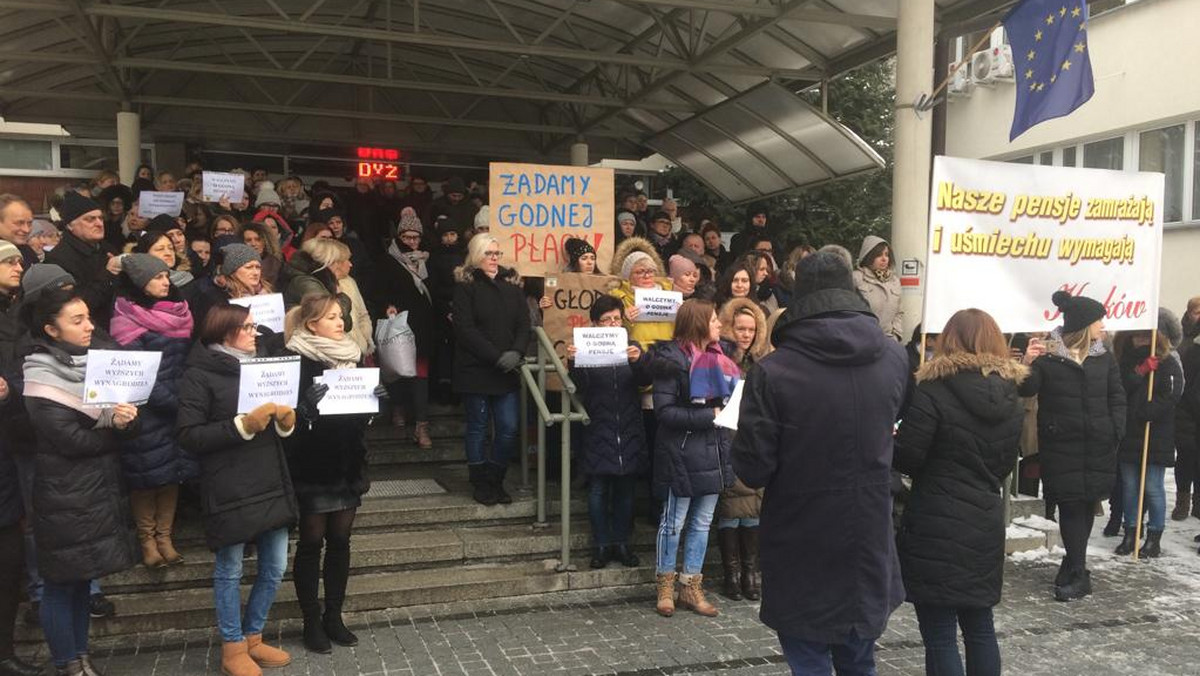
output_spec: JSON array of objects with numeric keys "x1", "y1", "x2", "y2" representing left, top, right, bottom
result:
[{"x1": 518, "y1": 327, "x2": 590, "y2": 572}]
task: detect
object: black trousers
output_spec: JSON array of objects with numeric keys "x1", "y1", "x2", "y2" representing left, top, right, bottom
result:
[
  {"x1": 1175, "y1": 437, "x2": 1199, "y2": 494},
  {"x1": 1057, "y1": 500, "x2": 1095, "y2": 577},
  {"x1": 0, "y1": 522, "x2": 22, "y2": 660}
]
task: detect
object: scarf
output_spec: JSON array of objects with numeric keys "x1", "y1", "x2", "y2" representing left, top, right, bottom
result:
[
  {"x1": 870, "y1": 266, "x2": 893, "y2": 282},
  {"x1": 23, "y1": 347, "x2": 109, "y2": 423},
  {"x1": 286, "y1": 330, "x2": 362, "y2": 370},
  {"x1": 210, "y1": 343, "x2": 255, "y2": 362},
  {"x1": 683, "y1": 341, "x2": 740, "y2": 402},
  {"x1": 111, "y1": 297, "x2": 194, "y2": 345},
  {"x1": 169, "y1": 268, "x2": 194, "y2": 288},
  {"x1": 388, "y1": 239, "x2": 431, "y2": 300}
]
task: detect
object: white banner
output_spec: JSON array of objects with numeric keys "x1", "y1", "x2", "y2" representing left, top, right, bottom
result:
[
  {"x1": 634, "y1": 288, "x2": 683, "y2": 322},
  {"x1": 201, "y1": 171, "x2": 245, "y2": 203},
  {"x1": 230, "y1": 293, "x2": 286, "y2": 334},
  {"x1": 315, "y1": 368, "x2": 380, "y2": 416},
  {"x1": 924, "y1": 157, "x2": 1164, "y2": 333},
  {"x1": 237, "y1": 356, "x2": 301, "y2": 414},
  {"x1": 83, "y1": 349, "x2": 162, "y2": 407},
  {"x1": 572, "y1": 327, "x2": 628, "y2": 368},
  {"x1": 138, "y1": 191, "x2": 184, "y2": 218}
]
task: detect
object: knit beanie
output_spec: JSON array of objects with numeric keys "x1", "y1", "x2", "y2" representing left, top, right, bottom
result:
[
  {"x1": 791, "y1": 251, "x2": 855, "y2": 301},
  {"x1": 563, "y1": 238, "x2": 595, "y2": 268},
  {"x1": 621, "y1": 251, "x2": 654, "y2": 281},
  {"x1": 219, "y1": 243, "x2": 261, "y2": 277},
  {"x1": 21, "y1": 264, "x2": 75, "y2": 302},
  {"x1": 311, "y1": 207, "x2": 343, "y2": 225},
  {"x1": 398, "y1": 207, "x2": 423, "y2": 234},
  {"x1": 668, "y1": 254, "x2": 697, "y2": 280},
  {"x1": 58, "y1": 191, "x2": 102, "y2": 227},
  {"x1": 434, "y1": 215, "x2": 456, "y2": 237},
  {"x1": 0, "y1": 240, "x2": 19, "y2": 262},
  {"x1": 30, "y1": 219, "x2": 58, "y2": 238},
  {"x1": 474, "y1": 205, "x2": 490, "y2": 230},
  {"x1": 255, "y1": 182, "x2": 282, "y2": 207},
  {"x1": 1159, "y1": 307, "x2": 1183, "y2": 349},
  {"x1": 144, "y1": 213, "x2": 179, "y2": 234},
  {"x1": 617, "y1": 211, "x2": 637, "y2": 224},
  {"x1": 122, "y1": 253, "x2": 170, "y2": 289},
  {"x1": 1052, "y1": 291, "x2": 1107, "y2": 334},
  {"x1": 444, "y1": 176, "x2": 466, "y2": 195}
]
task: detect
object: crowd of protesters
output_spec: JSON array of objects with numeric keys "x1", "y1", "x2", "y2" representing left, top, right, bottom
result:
[{"x1": 0, "y1": 165, "x2": 1198, "y2": 676}]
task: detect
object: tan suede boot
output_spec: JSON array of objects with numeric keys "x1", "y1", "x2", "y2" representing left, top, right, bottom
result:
[
  {"x1": 221, "y1": 640, "x2": 262, "y2": 676},
  {"x1": 677, "y1": 574, "x2": 719, "y2": 617},
  {"x1": 129, "y1": 489, "x2": 165, "y2": 568},
  {"x1": 245, "y1": 634, "x2": 291, "y2": 668},
  {"x1": 155, "y1": 484, "x2": 184, "y2": 565},
  {"x1": 413, "y1": 422, "x2": 433, "y2": 450},
  {"x1": 655, "y1": 572, "x2": 677, "y2": 617}
]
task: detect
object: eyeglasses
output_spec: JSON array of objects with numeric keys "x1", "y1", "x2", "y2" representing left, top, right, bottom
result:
[
  {"x1": 596, "y1": 317, "x2": 623, "y2": 327},
  {"x1": 483, "y1": 250, "x2": 503, "y2": 258},
  {"x1": 400, "y1": 233, "x2": 422, "y2": 240},
  {"x1": 631, "y1": 268, "x2": 655, "y2": 277},
  {"x1": 240, "y1": 322, "x2": 258, "y2": 333}
]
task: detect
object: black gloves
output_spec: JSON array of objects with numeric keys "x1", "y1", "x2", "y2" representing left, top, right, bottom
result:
[
  {"x1": 373, "y1": 384, "x2": 390, "y2": 400},
  {"x1": 296, "y1": 383, "x2": 329, "y2": 421},
  {"x1": 496, "y1": 350, "x2": 524, "y2": 373}
]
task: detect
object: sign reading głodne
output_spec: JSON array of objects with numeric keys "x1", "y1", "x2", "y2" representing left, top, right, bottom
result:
[
  {"x1": 923, "y1": 156, "x2": 1164, "y2": 334},
  {"x1": 489, "y1": 163, "x2": 614, "y2": 277}
]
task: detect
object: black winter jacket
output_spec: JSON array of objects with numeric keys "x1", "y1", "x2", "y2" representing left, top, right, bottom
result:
[
  {"x1": 0, "y1": 295, "x2": 34, "y2": 457},
  {"x1": 894, "y1": 353, "x2": 1026, "y2": 609},
  {"x1": 372, "y1": 250, "x2": 435, "y2": 360},
  {"x1": 44, "y1": 230, "x2": 119, "y2": 330},
  {"x1": 452, "y1": 267, "x2": 530, "y2": 395},
  {"x1": 285, "y1": 356, "x2": 371, "y2": 502},
  {"x1": 650, "y1": 341, "x2": 734, "y2": 498},
  {"x1": 24, "y1": 339, "x2": 139, "y2": 583},
  {"x1": 177, "y1": 344, "x2": 298, "y2": 550},
  {"x1": 571, "y1": 346, "x2": 652, "y2": 477},
  {"x1": 1018, "y1": 337, "x2": 1126, "y2": 503},
  {"x1": 1117, "y1": 346, "x2": 1184, "y2": 467},
  {"x1": 1177, "y1": 338, "x2": 1200, "y2": 443},
  {"x1": 732, "y1": 289, "x2": 909, "y2": 644}
]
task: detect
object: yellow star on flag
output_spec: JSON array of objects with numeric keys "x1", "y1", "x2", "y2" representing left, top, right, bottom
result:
[
  {"x1": 1035, "y1": 29, "x2": 1043, "y2": 41},
  {"x1": 1030, "y1": 82, "x2": 1038, "y2": 92},
  {"x1": 1025, "y1": 68, "x2": 1034, "y2": 80},
  {"x1": 1060, "y1": 6, "x2": 1067, "y2": 16},
  {"x1": 1046, "y1": 14, "x2": 1055, "y2": 25},
  {"x1": 1037, "y1": 83, "x2": 1045, "y2": 91},
  {"x1": 1062, "y1": 59, "x2": 1072, "y2": 71},
  {"x1": 1027, "y1": 49, "x2": 1036, "y2": 61},
  {"x1": 1071, "y1": 6, "x2": 1082, "y2": 17},
  {"x1": 1050, "y1": 74, "x2": 1057, "y2": 83},
  {"x1": 1074, "y1": 42, "x2": 1086, "y2": 53}
]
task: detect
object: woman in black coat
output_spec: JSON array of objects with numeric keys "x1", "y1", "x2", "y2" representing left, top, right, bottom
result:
[
  {"x1": 895, "y1": 309, "x2": 1026, "y2": 676},
  {"x1": 176, "y1": 303, "x2": 298, "y2": 676},
  {"x1": 452, "y1": 234, "x2": 530, "y2": 506},
  {"x1": 1020, "y1": 292, "x2": 1126, "y2": 602},
  {"x1": 22, "y1": 289, "x2": 140, "y2": 676}
]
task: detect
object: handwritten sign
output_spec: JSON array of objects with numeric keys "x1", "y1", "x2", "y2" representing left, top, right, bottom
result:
[
  {"x1": 634, "y1": 288, "x2": 683, "y2": 322},
  {"x1": 138, "y1": 191, "x2": 185, "y2": 218},
  {"x1": 315, "y1": 368, "x2": 380, "y2": 416},
  {"x1": 713, "y1": 380, "x2": 745, "y2": 430},
  {"x1": 201, "y1": 171, "x2": 245, "y2": 203},
  {"x1": 237, "y1": 356, "x2": 301, "y2": 414},
  {"x1": 489, "y1": 162, "x2": 614, "y2": 277},
  {"x1": 543, "y1": 273, "x2": 618, "y2": 390},
  {"x1": 572, "y1": 327, "x2": 628, "y2": 368},
  {"x1": 230, "y1": 293, "x2": 286, "y2": 334},
  {"x1": 83, "y1": 349, "x2": 162, "y2": 407}
]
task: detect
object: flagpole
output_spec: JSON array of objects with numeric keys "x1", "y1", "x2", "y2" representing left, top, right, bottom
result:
[{"x1": 1132, "y1": 328, "x2": 1159, "y2": 561}]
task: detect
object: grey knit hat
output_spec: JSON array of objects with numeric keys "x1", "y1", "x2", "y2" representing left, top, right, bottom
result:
[
  {"x1": 219, "y1": 243, "x2": 261, "y2": 277},
  {"x1": 1159, "y1": 307, "x2": 1184, "y2": 349},
  {"x1": 122, "y1": 253, "x2": 170, "y2": 290},
  {"x1": 398, "y1": 207, "x2": 423, "y2": 234},
  {"x1": 0, "y1": 240, "x2": 19, "y2": 263},
  {"x1": 617, "y1": 211, "x2": 637, "y2": 224},
  {"x1": 21, "y1": 263, "x2": 75, "y2": 302}
]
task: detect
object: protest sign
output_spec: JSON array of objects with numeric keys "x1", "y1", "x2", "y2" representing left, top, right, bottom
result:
[
  {"x1": 138, "y1": 191, "x2": 184, "y2": 218},
  {"x1": 316, "y1": 368, "x2": 381, "y2": 416},
  {"x1": 489, "y1": 163, "x2": 614, "y2": 277},
  {"x1": 923, "y1": 157, "x2": 1164, "y2": 333},
  {"x1": 572, "y1": 327, "x2": 628, "y2": 368},
  {"x1": 201, "y1": 171, "x2": 245, "y2": 203},
  {"x1": 543, "y1": 273, "x2": 618, "y2": 390},
  {"x1": 237, "y1": 356, "x2": 301, "y2": 413},
  {"x1": 634, "y1": 288, "x2": 683, "y2": 322},
  {"x1": 230, "y1": 293, "x2": 286, "y2": 334},
  {"x1": 83, "y1": 350, "x2": 162, "y2": 407},
  {"x1": 713, "y1": 380, "x2": 745, "y2": 431}
]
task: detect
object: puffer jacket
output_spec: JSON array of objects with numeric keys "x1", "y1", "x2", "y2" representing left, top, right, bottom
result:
[
  {"x1": 650, "y1": 340, "x2": 734, "y2": 498},
  {"x1": 280, "y1": 250, "x2": 355, "y2": 332},
  {"x1": 894, "y1": 352, "x2": 1027, "y2": 609},
  {"x1": 285, "y1": 356, "x2": 371, "y2": 501},
  {"x1": 852, "y1": 235, "x2": 903, "y2": 341},
  {"x1": 608, "y1": 237, "x2": 675, "y2": 351},
  {"x1": 570, "y1": 344, "x2": 652, "y2": 477},
  {"x1": 1116, "y1": 345, "x2": 1184, "y2": 467}
]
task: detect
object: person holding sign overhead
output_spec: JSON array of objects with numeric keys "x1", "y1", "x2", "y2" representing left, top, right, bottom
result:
[
  {"x1": 111, "y1": 254, "x2": 197, "y2": 569},
  {"x1": 282, "y1": 293, "x2": 386, "y2": 655},
  {"x1": 22, "y1": 288, "x2": 140, "y2": 676},
  {"x1": 176, "y1": 303, "x2": 298, "y2": 676}
]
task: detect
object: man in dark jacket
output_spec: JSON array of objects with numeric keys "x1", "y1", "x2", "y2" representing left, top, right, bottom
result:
[
  {"x1": 0, "y1": 195, "x2": 40, "y2": 271},
  {"x1": 729, "y1": 208, "x2": 778, "y2": 258},
  {"x1": 732, "y1": 251, "x2": 909, "y2": 674},
  {"x1": 428, "y1": 177, "x2": 479, "y2": 238},
  {"x1": 45, "y1": 192, "x2": 120, "y2": 330}
]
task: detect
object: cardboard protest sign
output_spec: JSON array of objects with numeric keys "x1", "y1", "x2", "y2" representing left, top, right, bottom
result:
[
  {"x1": 201, "y1": 171, "x2": 245, "y2": 203},
  {"x1": 315, "y1": 368, "x2": 381, "y2": 416},
  {"x1": 634, "y1": 288, "x2": 683, "y2": 322},
  {"x1": 924, "y1": 157, "x2": 1164, "y2": 334},
  {"x1": 572, "y1": 327, "x2": 628, "y2": 368},
  {"x1": 543, "y1": 273, "x2": 618, "y2": 390},
  {"x1": 230, "y1": 293, "x2": 286, "y2": 334},
  {"x1": 237, "y1": 356, "x2": 301, "y2": 413},
  {"x1": 489, "y1": 163, "x2": 614, "y2": 277},
  {"x1": 138, "y1": 191, "x2": 184, "y2": 218},
  {"x1": 83, "y1": 350, "x2": 162, "y2": 407}
]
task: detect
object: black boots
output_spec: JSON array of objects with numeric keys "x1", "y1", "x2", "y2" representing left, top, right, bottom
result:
[
  {"x1": 469, "y1": 464, "x2": 498, "y2": 506},
  {"x1": 739, "y1": 526, "x2": 761, "y2": 602},
  {"x1": 1140, "y1": 530, "x2": 1163, "y2": 558},
  {"x1": 1114, "y1": 527, "x2": 1139, "y2": 556},
  {"x1": 1054, "y1": 569, "x2": 1092, "y2": 602},
  {"x1": 293, "y1": 540, "x2": 331, "y2": 654},
  {"x1": 590, "y1": 545, "x2": 610, "y2": 569},
  {"x1": 323, "y1": 536, "x2": 358, "y2": 647},
  {"x1": 717, "y1": 527, "x2": 741, "y2": 601},
  {"x1": 612, "y1": 544, "x2": 640, "y2": 568},
  {"x1": 490, "y1": 463, "x2": 512, "y2": 505},
  {"x1": 1102, "y1": 513, "x2": 1122, "y2": 537}
]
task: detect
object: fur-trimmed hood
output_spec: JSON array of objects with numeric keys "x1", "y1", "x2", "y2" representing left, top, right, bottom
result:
[
  {"x1": 719, "y1": 297, "x2": 771, "y2": 362},
  {"x1": 916, "y1": 351, "x2": 1028, "y2": 424},
  {"x1": 916, "y1": 351, "x2": 1029, "y2": 384},
  {"x1": 610, "y1": 236, "x2": 665, "y2": 279},
  {"x1": 454, "y1": 264, "x2": 521, "y2": 285}
]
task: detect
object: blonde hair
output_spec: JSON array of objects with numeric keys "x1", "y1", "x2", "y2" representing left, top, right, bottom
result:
[
  {"x1": 1060, "y1": 326, "x2": 1093, "y2": 360},
  {"x1": 718, "y1": 297, "x2": 771, "y2": 362},
  {"x1": 302, "y1": 237, "x2": 351, "y2": 267},
  {"x1": 284, "y1": 293, "x2": 339, "y2": 340},
  {"x1": 463, "y1": 233, "x2": 500, "y2": 272}
]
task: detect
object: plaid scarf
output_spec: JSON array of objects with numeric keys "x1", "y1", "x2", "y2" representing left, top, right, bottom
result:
[{"x1": 684, "y1": 341, "x2": 740, "y2": 402}]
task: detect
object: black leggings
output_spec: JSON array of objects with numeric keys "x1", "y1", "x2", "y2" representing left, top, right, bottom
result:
[
  {"x1": 0, "y1": 523, "x2": 20, "y2": 660},
  {"x1": 1057, "y1": 501, "x2": 1095, "y2": 576},
  {"x1": 298, "y1": 508, "x2": 357, "y2": 546}
]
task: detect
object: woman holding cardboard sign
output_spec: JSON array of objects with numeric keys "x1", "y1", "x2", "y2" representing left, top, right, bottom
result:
[{"x1": 22, "y1": 288, "x2": 140, "y2": 676}]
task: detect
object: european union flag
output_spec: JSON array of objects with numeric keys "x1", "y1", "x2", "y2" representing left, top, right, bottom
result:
[{"x1": 1003, "y1": 0, "x2": 1095, "y2": 140}]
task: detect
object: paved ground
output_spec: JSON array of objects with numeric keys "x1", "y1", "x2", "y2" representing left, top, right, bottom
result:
[{"x1": 21, "y1": 511, "x2": 1200, "y2": 676}]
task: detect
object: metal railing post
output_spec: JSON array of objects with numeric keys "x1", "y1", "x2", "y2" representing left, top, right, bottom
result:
[
  {"x1": 536, "y1": 341, "x2": 548, "y2": 527},
  {"x1": 557, "y1": 388, "x2": 574, "y2": 572},
  {"x1": 519, "y1": 367, "x2": 529, "y2": 490}
]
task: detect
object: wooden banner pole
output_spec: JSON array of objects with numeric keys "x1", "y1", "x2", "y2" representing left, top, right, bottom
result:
[{"x1": 1132, "y1": 328, "x2": 1159, "y2": 561}]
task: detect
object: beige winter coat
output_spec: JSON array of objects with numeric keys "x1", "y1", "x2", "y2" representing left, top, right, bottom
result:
[
  {"x1": 338, "y1": 276, "x2": 376, "y2": 356},
  {"x1": 853, "y1": 235, "x2": 904, "y2": 341}
]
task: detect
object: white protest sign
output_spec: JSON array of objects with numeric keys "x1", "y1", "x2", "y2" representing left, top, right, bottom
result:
[
  {"x1": 201, "y1": 171, "x2": 245, "y2": 203},
  {"x1": 138, "y1": 191, "x2": 184, "y2": 218},
  {"x1": 572, "y1": 327, "x2": 628, "y2": 368},
  {"x1": 83, "y1": 350, "x2": 162, "y2": 407},
  {"x1": 230, "y1": 293, "x2": 286, "y2": 334},
  {"x1": 924, "y1": 157, "x2": 1164, "y2": 333},
  {"x1": 316, "y1": 368, "x2": 380, "y2": 416},
  {"x1": 713, "y1": 379, "x2": 744, "y2": 430},
  {"x1": 634, "y1": 288, "x2": 683, "y2": 322},
  {"x1": 237, "y1": 356, "x2": 301, "y2": 413}
]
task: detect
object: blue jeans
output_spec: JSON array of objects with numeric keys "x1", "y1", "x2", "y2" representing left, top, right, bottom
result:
[
  {"x1": 463, "y1": 392, "x2": 519, "y2": 468},
  {"x1": 656, "y1": 491, "x2": 718, "y2": 575},
  {"x1": 913, "y1": 604, "x2": 1000, "y2": 676},
  {"x1": 213, "y1": 527, "x2": 289, "y2": 643},
  {"x1": 778, "y1": 630, "x2": 877, "y2": 676},
  {"x1": 588, "y1": 475, "x2": 636, "y2": 547},
  {"x1": 41, "y1": 580, "x2": 90, "y2": 667},
  {"x1": 1120, "y1": 462, "x2": 1166, "y2": 531},
  {"x1": 717, "y1": 517, "x2": 760, "y2": 529}
]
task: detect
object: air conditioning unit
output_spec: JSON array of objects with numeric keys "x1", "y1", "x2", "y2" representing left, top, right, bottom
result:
[
  {"x1": 971, "y1": 45, "x2": 1015, "y2": 85},
  {"x1": 948, "y1": 66, "x2": 973, "y2": 97}
]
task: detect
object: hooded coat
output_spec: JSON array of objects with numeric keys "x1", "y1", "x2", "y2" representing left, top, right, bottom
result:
[
  {"x1": 716, "y1": 298, "x2": 770, "y2": 521},
  {"x1": 1116, "y1": 345, "x2": 1184, "y2": 467},
  {"x1": 732, "y1": 288, "x2": 910, "y2": 643},
  {"x1": 608, "y1": 237, "x2": 675, "y2": 351},
  {"x1": 894, "y1": 352, "x2": 1027, "y2": 608},
  {"x1": 451, "y1": 265, "x2": 531, "y2": 395},
  {"x1": 851, "y1": 235, "x2": 903, "y2": 341}
]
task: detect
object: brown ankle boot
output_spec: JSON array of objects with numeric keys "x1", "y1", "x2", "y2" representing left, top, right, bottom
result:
[
  {"x1": 677, "y1": 574, "x2": 719, "y2": 617},
  {"x1": 245, "y1": 634, "x2": 291, "y2": 668},
  {"x1": 155, "y1": 484, "x2": 184, "y2": 565},
  {"x1": 130, "y1": 489, "x2": 165, "y2": 568},
  {"x1": 221, "y1": 640, "x2": 262, "y2": 676},
  {"x1": 655, "y1": 572, "x2": 677, "y2": 617},
  {"x1": 413, "y1": 421, "x2": 433, "y2": 450}
]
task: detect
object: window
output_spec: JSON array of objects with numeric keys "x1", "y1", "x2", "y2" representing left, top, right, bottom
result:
[
  {"x1": 1010, "y1": 155, "x2": 1034, "y2": 164},
  {"x1": 1062, "y1": 146, "x2": 1077, "y2": 168},
  {"x1": 1038, "y1": 151, "x2": 1053, "y2": 166},
  {"x1": 1083, "y1": 137, "x2": 1123, "y2": 170},
  {"x1": 0, "y1": 139, "x2": 53, "y2": 170},
  {"x1": 1138, "y1": 125, "x2": 1184, "y2": 223}
]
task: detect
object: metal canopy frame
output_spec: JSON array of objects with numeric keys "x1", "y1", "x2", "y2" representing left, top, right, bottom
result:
[{"x1": 0, "y1": 0, "x2": 1016, "y2": 173}]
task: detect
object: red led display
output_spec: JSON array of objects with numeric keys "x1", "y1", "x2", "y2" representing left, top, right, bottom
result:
[{"x1": 356, "y1": 146, "x2": 400, "y2": 161}]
